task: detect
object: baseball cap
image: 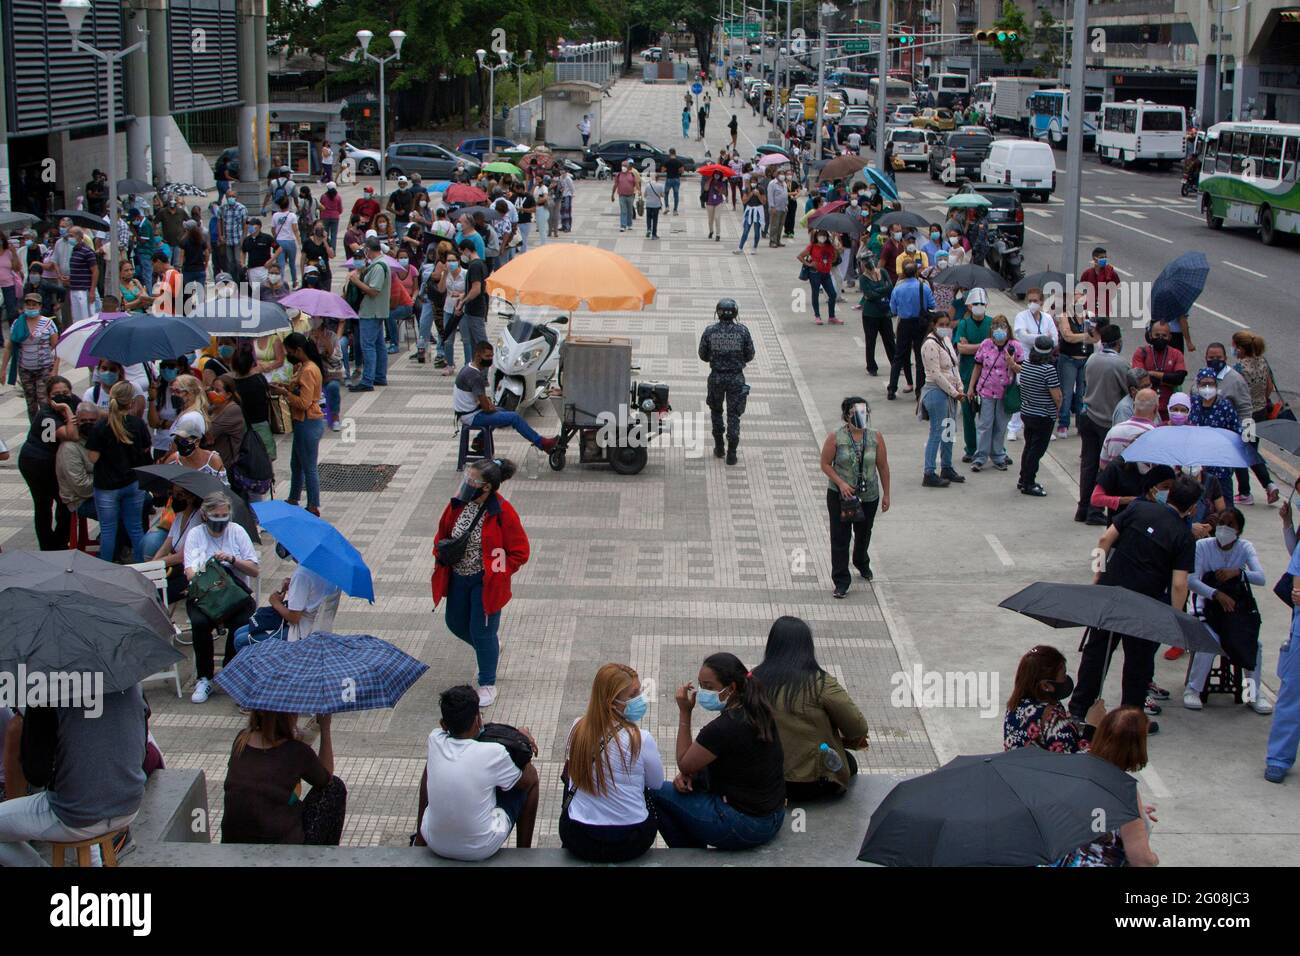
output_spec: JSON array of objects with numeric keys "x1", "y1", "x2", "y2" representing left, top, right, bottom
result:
[
  {"x1": 965, "y1": 287, "x2": 988, "y2": 307},
  {"x1": 325, "y1": 181, "x2": 337, "y2": 190}
]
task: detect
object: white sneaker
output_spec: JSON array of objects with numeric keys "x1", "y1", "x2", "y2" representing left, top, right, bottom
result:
[
  {"x1": 330, "y1": 420, "x2": 342, "y2": 432},
  {"x1": 1183, "y1": 687, "x2": 1203, "y2": 710},
  {"x1": 1006, "y1": 431, "x2": 1020, "y2": 442},
  {"x1": 477, "y1": 685, "x2": 497, "y2": 708},
  {"x1": 191, "y1": 677, "x2": 213, "y2": 704},
  {"x1": 1251, "y1": 696, "x2": 1275, "y2": 715}
]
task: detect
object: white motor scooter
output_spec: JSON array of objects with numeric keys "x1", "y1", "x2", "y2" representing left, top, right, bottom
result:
[
  {"x1": 489, "y1": 307, "x2": 568, "y2": 414},
  {"x1": 593, "y1": 157, "x2": 613, "y2": 180}
]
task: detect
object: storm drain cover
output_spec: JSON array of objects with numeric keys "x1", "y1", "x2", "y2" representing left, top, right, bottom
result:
[{"x1": 317, "y1": 463, "x2": 400, "y2": 493}]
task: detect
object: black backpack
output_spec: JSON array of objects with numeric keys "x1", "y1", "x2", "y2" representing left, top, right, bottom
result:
[{"x1": 229, "y1": 425, "x2": 274, "y2": 497}]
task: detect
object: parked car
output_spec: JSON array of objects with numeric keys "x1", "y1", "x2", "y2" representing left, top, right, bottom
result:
[
  {"x1": 384, "y1": 142, "x2": 482, "y2": 180},
  {"x1": 955, "y1": 181, "x2": 1024, "y2": 247},
  {"x1": 980, "y1": 138, "x2": 1056, "y2": 201},
  {"x1": 885, "y1": 126, "x2": 930, "y2": 169},
  {"x1": 928, "y1": 127, "x2": 994, "y2": 182},
  {"x1": 341, "y1": 142, "x2": 383, "y2": 176},
  {"x1": 456, "y1": 137, "x2": 524, "y2": 161},
  {"x1": 837, "y1": 114, "x2": 871, "y2": 144},
  {"x1": 911, "y1": 108, "x2": 957, "y2": 133},
  {"x1": 583, "y1": 139, "x2": 696, "y2": 172},
  {"x1": 640, "y1": 47, "x2": 662, "y2": 61}
]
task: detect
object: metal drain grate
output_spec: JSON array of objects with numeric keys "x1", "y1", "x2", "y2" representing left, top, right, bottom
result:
[{"x1": 317, "y1": 463, "x2": 401, "y2": 493}]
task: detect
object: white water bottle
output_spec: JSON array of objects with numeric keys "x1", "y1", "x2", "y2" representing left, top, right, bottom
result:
[
  {"x1": 525, "y1": 445, "x2": 540, "y2": 479},
  {"x1": 819, "y1": 742, "x2": 843, "y2": 773}
]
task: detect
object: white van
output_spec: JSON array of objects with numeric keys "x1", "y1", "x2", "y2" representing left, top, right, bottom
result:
[{"x1": 980, "y1": 138, "x2": 1056, "y2": 201}]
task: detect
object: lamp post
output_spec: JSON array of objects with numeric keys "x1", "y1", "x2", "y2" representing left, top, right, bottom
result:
[
  {"x1": 61, "y1": 0, "x2": 147, "y2": 292},
  {"x1": 357, "y1": 29, "x2": 406, "y2": 199},
  {"x1": 512, "y1": 49, "x2": 534, "y2": 141},
  {"x1": 1211, "y1": 0, "x2": 1242, "y2": 126},
  {"x1": 476, "y1": 47, "x2": 513, "y2": 156}
]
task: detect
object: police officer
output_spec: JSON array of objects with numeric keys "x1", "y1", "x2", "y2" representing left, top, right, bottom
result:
[{"x1": 698, "y1": 297, "x2": 754, "y2": 465}]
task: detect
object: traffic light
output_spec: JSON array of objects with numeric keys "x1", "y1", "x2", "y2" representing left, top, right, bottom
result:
[
  {"x1": 974, "y1": 28, "x2": 1018, "y2": 44},
  {"x1": 897, "y1": 33, "x2": 914, "y2": 45}
]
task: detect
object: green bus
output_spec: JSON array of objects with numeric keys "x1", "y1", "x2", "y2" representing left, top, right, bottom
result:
[{"x1": 1198, "y1": 121, "x2": 1300, "y2": 245}]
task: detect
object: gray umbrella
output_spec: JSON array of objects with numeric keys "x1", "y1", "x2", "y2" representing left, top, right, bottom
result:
[
  {"x1": 1256, "y1": 419, "x2": 1300, "y2": 456},
  {"x1": 0, "y1": 211, "x2": 39, "y2": 232},
  {"x1": 0, "y1": 589, "x2": 182, "y2": 700},
  {"x1": 117, "y1": 178, "x2": 156, "y2": 194},
  {"x1": 187, "y1": 296, "x2": 292, "y2": 337}
]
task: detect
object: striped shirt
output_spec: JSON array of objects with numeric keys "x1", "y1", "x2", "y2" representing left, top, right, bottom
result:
[
  {"x1": 1100, "y1": 417, "x2": 1157, "y2": 469},
  {"x1": 68, "y1": 244, "x2": 97, "y2": 291},
  {"x1": 1017, "y1": 359, "x2": 1061, "y2": 419}
]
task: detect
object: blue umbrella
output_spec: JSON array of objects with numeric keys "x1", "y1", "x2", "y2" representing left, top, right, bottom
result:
[
  {"x1": 214, "y1": 633, "x2": 428, "y2": 713},
  {"x1": 1149, "y1": 251, "x2": 1210, "y2": 323},
  {"x1": 1122, "y1": 425, "x2": 1259, "y2": 468},
  {"x1": 252, "y1": 500, "x2": 374, "y2": 602},
  {"x1": 86, "y1": 312, "x2": 210, "y2": 365},
  {"x1": 851, "y1": 165, "x2": 899, "y2": 202}
]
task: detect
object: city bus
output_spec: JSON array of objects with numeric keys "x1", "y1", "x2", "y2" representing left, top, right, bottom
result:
[
  {"x1": 1198, "y1": 121, "x2": 1300, "y2": 245},
  {"x1": 929, "y1": 72, "x2": 969, "y2": 108},
  {"x1": 869, "y1": 76, "x2": 912, "y2": 113},
  {"x1": 1027, "y1": 88, "x2": 1103, "y2": 148},
  {"x1": 970, "y1": 81, "x2": 993, "y2": 118},
  {"x1": 828, "y1": 70, "x2": 874, "y2": 106},
  {"x1": 1096, "y1": 101, "x2": 1186, "y2": 168}
]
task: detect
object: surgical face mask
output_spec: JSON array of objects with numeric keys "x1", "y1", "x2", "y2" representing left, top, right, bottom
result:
[
  {"x1": 948, "y1": 234, "x2": 960, "y2": 245},
  {"x1": 398, "y1": 257, "x2": 410, "y2": 266},
  {"x1": 891, "y1": 231, "x2": 902, "y2": 241},
  {"x1": 849, "y1": 404, "x2": 868, "y2": 429},
  {"x1": 992, "y1": 329, "x2": 1008, "y2": 344},
  {"x1": 936, "y1": 327, "x2": 953, "y2": 339},
  {"x1": 22, "y1": 308, "x2": 39, "y2": 318},
  {"x1": 930, "y1": 231, "x2": 941, "y2": 241},
  {"x1": 460, "y1": 254, "x2": 470, "y2": 264},
  {"x1": 59, "y1": 227, "x2": 68, "y2": 237},
  {"x1": 619, "y1": 694, "x2": 649, "y2": 723},
  {"x1": 267, "y1": 274, "x2": 282, "y2": 285},
  {"x1": 98, "y1": 369, "x2": 119, "y2": 386},
  {"x1": 1199, "y1": 385, "x2": 1218, "y2": 400},
  {"x1": 1154, "y1": 489, "x2": 1170, "y2": 506},
  {"x1": 161, "y1": 367, "x2": 179, "y2": 382},
  {"x1": 1046, "y1": 675, "x2": 1074, "y2": 701},
  {"x1": 1169, "y1": 409, "x2": 1190, "y2": 425},
  {"x1": 696, "y1": 687, "x2": 728, "y2": 712},
  {"x1": 936, "y1": 259, "x2": 948, "y2": 270},
  {"x1": 969, "y1": 304, "x2": 987, "y2": 318},
  {"x1": 250, "y1": 225, "x2": 260, "y2": 234},
  {"x1": 1028, "y1": 301, "x2": 1042, "y2": 314},
  {"x1": 448, "y1": 260, "x2": 461, "y2": 271},
  {"x1": 204, "y1": 514, "x2": 231, "y2": 535},
  {"x1": 1215, "y1": 525, "x2": 1238, "y2": 548},
  {"x1": 906, "y1": 243, "x2": 917, "y2": 253},
  {"x1": 1097, "y1": 257, "x2": 1108, "y2": 268},
  {"x1": 218, "y1": 345, "x2": 234, "y2": 359}
]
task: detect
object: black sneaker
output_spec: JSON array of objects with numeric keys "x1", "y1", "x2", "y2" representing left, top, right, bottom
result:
[
  {"x1": 1020, "y1": 483, "x2": 1047, "y2": 497},
  {"x1": 1144, "y1": 697, "x2": 1162, "y2": 717},
  {"x1": 1074, "y1": 507, "x2": 1089, "y2": 523},
  {"x1": 1148, "y1": 682, "x2": 1171, "y2": 701},
  {"x1": 961, "y1": 453, "x2": 974, "y2": 463},
  {"x1": 832, "y1": 588, "x2": 848, "y2": 599},
  {"x1": 886, "y1": 390, "x2": 897, "y2": 401},
  {"x1": 940, "y1": 468, "x2": 966, "y2": 483},
  {"x1": 1147, "y1": 720, "x2": 1160, "y2": 736},
  {"x1": 992, "y1": 459, "x2": 1009, "y2": 471},
  {"x1": 922, "y1": 473, "x2": 950, "y2": 488}
]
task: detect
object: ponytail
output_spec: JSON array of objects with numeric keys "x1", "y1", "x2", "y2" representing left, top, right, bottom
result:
[
  {"x1": 107, "y1": 380, "x2": 135, "y2": 444},
  {"x1": 703, "y1": 652, "x2": 776, "y2": 743}
]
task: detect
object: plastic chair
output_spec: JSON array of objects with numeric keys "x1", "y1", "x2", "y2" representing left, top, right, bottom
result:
[{"x1": 456, "y1": 420, "x2": 494, "y2": 472}]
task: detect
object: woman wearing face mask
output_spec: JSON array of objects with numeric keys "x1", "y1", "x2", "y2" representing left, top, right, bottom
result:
[
  {"x1": 705, "y1": 172, "x2": 726, "y2": 241},
  {"x1": 945, "y1": 226, "x2": 970, "y2": 266},
  {"x1": 652, "y1": 652, "x2": 785, "y2": 850},
  {"x1": 185, "y1": 491, "x2": 260, "y2": 704},
  {"x1": 164, "y1": 422, "x2": 226, "y2": 482},
  {"x1": 559, "y1": 663, "x2": 663, "y2": 863},
  {"x1": 413, "y1": 242, "x2": 451, "y2": 367},
  {"x1": 269, "y1": 332, "x2": 326, "y2": 517},
  {"x1": 857, "y1": 252, "x2": 894, "y2": 375},
  {"x1": 1187, "y1": 367, "x2": 1240, "y2": 494},
  {"x1": 82, "y1": 360, "x2": 134, "y2": 410},
  {"x1": 143, "y1": 489, "x2": 202, "y2": 603},
  {"x1": 258, "y1": 264, "x2": 290, "y2": 304},
  {"x1": 117, "y1": 260, "x2": 153, "y2": 313},
  {"x1": 921, "y1": 249, "x2": 954, "y2": 316},
  {"x1": 85, "y1": 381, "x2": 152, "y2": 563},
  {"x1": 1, "y1": 290, "x2": 60, "y2": 422},
  {"x1": 202, "y1": 375, "x2": 246, "y2": 472},
  {"x1": 166, "y1": 373, "x2": 209, "y2": 444},
  {"x1": 967, "y1": 314, "x2": 1024, "y2": 472},
  {"x1": 431, "y1": 457, "x2": 529, "y2": 710},
  {"x1": 146, "y1": 357, "x2": 191, "y2": 461},
  {"x1": 797, "y1": 230, "x2": 839, "y2": 325},
  {"x1": 300, "y1": 221, "x2": 332, "y2": 290},
  {"x1": 387, "y1": 248, "x2": 418, "y2": 355},
  {"x1": 309, "y1": 320, "x2": 345, "y2": 432},
  {"x1": 821, "y1": 396, "x2": 890, "y2": 596},
  {"x1": 919, "y1": 312, "x2": 967, "y2": 488},
  {"x1": 437, "y1": 247, "x2": 468, "y2": 376},
  {"x1": 1055, "y1": 292, "x2": 1097, "y2": 439},
  {"x1": 18, "y1": 376, "x2": 79, "y2": 550},
  {"x1": 1003, "y1": 644, "x2": 1106, "y2": 752},
  {"x1": 271, "y1": 196, "x2": 302, "y2": 287},
  {"x1": 231, "y1": 344, "x2": 275, "y2": 461},
  {"x1": 1166, "y1": 391, "x2": 1193, "y2": 426},
  {"x1": 953, "y1": 288, "x2": 990, "y2": 463},
  {"x1": 753, "y1": 616, "x2": 870, "y2": 799},
  {"x1": 196, "y1": 337, "x2": 236, "y2": 388},
  {"x1": 1184, "y1": 507, "x2": 1274, "y2": 714}
]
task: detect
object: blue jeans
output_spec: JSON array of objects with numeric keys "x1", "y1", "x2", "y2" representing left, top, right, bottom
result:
[
  {"x1": 618, "y1": 195, "x2": 635, "y2": 229},
  {"x1": 94, "y1": 482, "x2": 145, "y2": 564},
  {"x1": 135, "y1": 526, "x2": 168, "y2": 564},
  {"x1": 664, "y1": 178, "x2": 681, "y2": 211},
  {"x1": 418, "y1": 300, "x2": 441, "y2": 350},
  {"x1": 358, "y1": 317, "x2": 388, "y2": 386},
  {"x1": 738, "y1": 216, "x2": 762, "y2": 250},
  {"x1": 288, "y1": 416, "x2": 326, "y2": 508},
  {"x1": 1056, "y1": 355, "x2": 1087, "y2": 428},
  {"x1": 322, "y1": 378, "x2": 341, "y2": 424},
  {"x1": 387, "y1": 304, "x2": 412, "y2": 348},
  {"x1": 808, "y1": 271, "x2": 836, "y2": 319},
  {"x1": 650, "y1": 783, "x2": 784, "y2": 850},
  {"x1": 923, "y1": 388, "x2": 956, "y2": 475},
  {"x1": 465, "y1": 409, "x2": 545, "y2": 448},
  {"x1": 445, "y1": 571, "x2": 501, "y2": 686},
  {"x1": 516, "y1": 223, "x2": 531, "y2": 253},
  {"x1": 1267, "y1": 627, "x2": 1300, "y2": 773},
  {"x1": 323, "y1": 218, "x2": 339, "y2": 252},
  {"x1": 277, "y1": 239, "x2": 299, "y2": 286}
]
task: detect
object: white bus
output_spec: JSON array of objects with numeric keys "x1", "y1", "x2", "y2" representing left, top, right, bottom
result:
[
  {"x1": 1096, "y1": 101, "x2": 1186, "y2": 168},
  {"x1": 868, "y1": 76, "x2": 912, "y2": 113},
  {"x1": 930, "y1": 72, "x2": 969, "y2": 107},
  {"x1": 971, "y1": 81, "x2": 992, "y2": 118},
  {"x1": 829, "y1": 71, "x2": 874, "y2": 106}
]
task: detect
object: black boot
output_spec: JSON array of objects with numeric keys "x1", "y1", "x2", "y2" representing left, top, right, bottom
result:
[
  {"x1": 713, "y1": 431, "x2": 725, "y2": 458},
  {"x1": 726, "y1": 439, "x2": 738, "y2": 465}
]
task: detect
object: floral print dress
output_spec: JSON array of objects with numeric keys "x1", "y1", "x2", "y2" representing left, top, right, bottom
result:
[
  {"x1": 1003, "y1": 698, "x2": 1091, "y2": 754},
  {"x1": 1188, "y1": 396, "x2": 1241, "y2": 489}
]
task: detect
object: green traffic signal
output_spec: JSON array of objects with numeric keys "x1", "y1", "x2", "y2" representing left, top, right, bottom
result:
[{"x1": 996, "y1": 30, "x2": 1007, "y2": 41}]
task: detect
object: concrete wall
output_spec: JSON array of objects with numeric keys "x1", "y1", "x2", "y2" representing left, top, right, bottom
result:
[{"x1": 54, "y1": 118, "x2": 214, "y2": 209}]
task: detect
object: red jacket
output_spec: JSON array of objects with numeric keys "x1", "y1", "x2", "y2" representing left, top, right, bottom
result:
[{"x1": 431, "y1": 494, "x2": 529, "y2": 615}]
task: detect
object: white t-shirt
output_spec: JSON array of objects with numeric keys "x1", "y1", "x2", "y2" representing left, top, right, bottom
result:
[
  {"x1": 272, "y1": 211, "x2": 299, "y2": 244},
  {"x1": 285, "y1": 565, "x2": 340, "y2": 642},
  {"x1": 420, "y1": 729, "x2": 521, "y2": 861},
  {"x1": 565, "y1": 720, "x2": 664, "y2": 827},
  {"x1": 848, "y1": 131, "x2": 862, "y2": 149},
  {"x1": 1012, "y1": 308, "x2": 1059, "y2": 352},
  {"x1": 81, "y1": 377, "x2": 144, "y2": 410},
  {"x1": 184, "y1": 521, "x2": 259, "y2": 586}
]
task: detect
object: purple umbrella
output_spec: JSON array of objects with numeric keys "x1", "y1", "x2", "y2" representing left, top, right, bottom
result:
[
  {"x1": 55, "y1": 312, "x2": 128, "y2": 368},
  {"x1": 278, "y1": 289, "x2": 358, "y2": 320},
  {"x1": 379, "y1": 255, "x2": 410, "y2": 278}
]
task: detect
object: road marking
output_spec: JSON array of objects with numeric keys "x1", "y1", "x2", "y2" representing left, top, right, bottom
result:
[
  {"x1": 1025, "y1": 208, "x2": 1054, "y2": 218},
  {"x1": 984, "y1": 534, "x2": 1015, "y2": 567},
  {"x1": 1193, "y1": 301, "x2": 1248, "y2": 329},
  {"x1": 1113, "y1": 210, "x2": 1148, "y2": 220},
  {"x1": 1114, "y1": 266, "x2": 1135, "y2": 278},
  {"x1": 1222, "y1": 259, "x2": 1267, "y2": 279},
  {"x1": 920, "y1": 190, "x2": 948, "y2": 201},
  {"x1": 1081, "y1": 209, "x2": 1173, "y2": 244},
  {"x1": 1096, "y1": 196, "x2": 1125, "y2": 204},
  {"x1": 1124, "y1": 195, "x2": 1155, "y2": 205},
  {"x1": 1025, "y1": 225, "x2": 1061, "y2": 243},
  {"x1": 1138, "y1": 764, "x2": 1172, "y2": 800}
]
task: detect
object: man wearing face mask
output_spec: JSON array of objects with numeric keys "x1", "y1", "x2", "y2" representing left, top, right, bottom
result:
[
  {"x1": 894, "y1": 232, "x2": 929, "y2": 278},
  {"x1": 1203, "y1": 341, "x2": 1277, "y2": 506},
  {"x1": 454, "y1": 341, "x2": 559, "y2": 452},
  {"x1": 1079, "y1": 246, "x2": 1120, "y2": 319},
  {"x1": 887, "y1": 259, "x2": 936, "y2": 400},
  {"x1": 766, "y1": 171, "x2": 787, "y2": 247},
  {"x1": 1079, "y1": 324, "x2": 1131, "y2": 525},
  {"x1": 1068, "y1": 474, "x2": 1200, "y2": 735},
  {"x1": 241, "y1": 219, "x2": 278, "y2": 287},
  {"x1": 820, "y1": 396, "x2": 891, "y2": 596},
  {"x1": 1132, "y1": 319, "x2": 1187, "y2": 420},
  {"x1": 879, "y1": 226, "x2": 907, "y2": 279},
  {"x1": 347, "y1": 237, "x2": 392, "y2": 392},
  {"x1": 217, "y1": 193, "x2": 248, "y2": 282},
  {"x1": 698, "y1": 298, "x2": 755, "y2": 465},
  {"x1": 1007, "y1": 287, "x2": 1059, "y2": 443}
]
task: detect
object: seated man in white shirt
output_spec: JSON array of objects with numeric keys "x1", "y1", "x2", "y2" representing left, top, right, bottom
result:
[
  {"x1": 416, "y1": 685, "x2": 539, "y2": 861},
  {"x1": 233, "y1": 544, "x2": 342, "y2": 649}
]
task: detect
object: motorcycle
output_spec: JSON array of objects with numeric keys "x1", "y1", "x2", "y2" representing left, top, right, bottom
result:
[
  {"x1": 985, "y1": 237, "x2": 1025, "y2": 288},
  {"x1": 1180, "y1": 156, "x2": 1201, "y2": 197},
  {"x1": 488, "y1": 306, "x2": 568, "y2": 415},
  {"x1": 593, "y1": 157, "x2": 613, "y2": 181}
]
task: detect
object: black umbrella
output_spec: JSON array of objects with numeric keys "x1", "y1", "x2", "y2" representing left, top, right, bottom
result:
[
  {"x1": 1255, "y1": 418, "x2": 1300, "y2": 455},
  {"x1": 134, "y1": 465, "x2": 261, "y2": 543},
  {"x1": 187, "y1": 297, "x2": 292, "y2": 337},
  {"x1": 44, "y1": 209, "x2": 110, "y2": 231},
  {"x1": 0, "y1": 589, "x2": 183, "y2": 700},
  {"x1": 1011, "y1": 270, "x2": 1068, "y2": 296},
  {"x1": 999, "y1": 582, "x2": 1220, "y2": 654},
  {"x1": 813, "y1": 212, "x2": 863, "y2": 236},
  {"x1": 0, "y1": 211, "x2": 39, "y2": 232},
  {"x1": 875, "y1": 210, "x2": 930, "y2": 230},
  {"x1": 933, "y1": 263, "x2": 1007, "y2": 290},
  {"x1": 454, "y1": 205, "x2": 504, "y2": 222},
  {"x1": 0, "y1": 550, "x2": 174, "y2": 639},
  {"x1": 858, "y1": 747, "x2": 1139, "y2": 866},
  {"x1": 117, "y1": 178, "x2": 156, "y2": 195}
]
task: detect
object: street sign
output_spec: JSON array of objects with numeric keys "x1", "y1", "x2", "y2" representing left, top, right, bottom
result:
[
  {"x1": 692, "y1": 82, "x2": 703, "y2": 94},
  {"x1": 843, "y1": 40, "x2": 871, "y2": 53}
]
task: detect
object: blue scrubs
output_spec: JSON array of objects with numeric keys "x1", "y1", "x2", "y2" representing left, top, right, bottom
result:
[{"x1": 1265, "y1": 540, "x2": 1300, "y2": 776}]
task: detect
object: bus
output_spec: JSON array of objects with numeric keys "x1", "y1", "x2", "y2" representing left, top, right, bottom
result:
[
  {"x1": 1027, "y1": 88, "x2": 1103, "y2": 147},
  {"x1": 929, "y1": 72, "x2": 969, "y2": 108},
  {"x1": 869, "y1": 76, "x2": 912, "y2": 114},
  {"x1": 971, "y1": 81, "x2": 993, "y2": 118},
  {"x1": 1198, "y1": 121, "x2": 1300, "y2": 245},
  {"x1": 828, "y1": 70, "x2": 873, "y2": 106},
  {"x1": 1096, "y1": 101, "x2": 1186, "y2": 167}
]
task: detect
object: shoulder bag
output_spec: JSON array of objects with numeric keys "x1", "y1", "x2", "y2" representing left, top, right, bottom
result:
[
  {"x1": 434, "y1": 502, "x2": 487, "y2": 568},
  {"x1": 188, "y1": 556, "x2": 255, "y2": 623},
  {"x1": 1263, "y1": 360, "x2": 1297, "y2": 421},
  {"x1": 839, "y1": 432, "x2": 870, "y2": 523}
]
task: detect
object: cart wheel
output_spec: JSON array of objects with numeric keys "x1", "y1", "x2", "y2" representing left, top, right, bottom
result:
[
  {"x1": 548, "y1": 449, "x2": 566, "y2": 471},
  {"x1": 609, "y1": 445, "x2": 648, "y2": 475}
]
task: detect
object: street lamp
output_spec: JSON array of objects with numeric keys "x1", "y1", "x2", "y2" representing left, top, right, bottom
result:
[
  {"x1": 476, "y1": 47, "x2": 513, "y2": 155},
  {"x1": 1211, "y1": 0, "x2": 1243, "y2": 126},
  {"x1": 513, "y1": 50, "x2": 535, "y2": 141},
  {"x1": 61, "y1": 0, "x2": 147, "y2": 293},
  {"x1": 357, "y1": 28, "x2": 405, "y2": 198}
]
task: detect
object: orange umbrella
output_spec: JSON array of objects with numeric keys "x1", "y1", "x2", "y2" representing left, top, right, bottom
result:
[{"x1": 486, "y1": 243, "x2": 656, "y2": 313}]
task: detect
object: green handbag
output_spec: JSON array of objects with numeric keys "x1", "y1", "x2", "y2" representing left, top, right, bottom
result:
[
  {"x1": 188, "y1": 557, "x2": 254, "y2": 622},
  {"x1": 1003, "y1": 382, "x2": 1022, "y2": 414}
]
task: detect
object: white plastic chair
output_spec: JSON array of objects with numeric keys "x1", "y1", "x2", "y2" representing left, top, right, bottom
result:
[{"x1": 127, "y1": 561, "x2": 183, "y2": 698}]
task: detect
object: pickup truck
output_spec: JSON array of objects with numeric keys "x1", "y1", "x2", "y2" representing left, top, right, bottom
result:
[{"x1": 928, "y1": 128, "x2": 995, "y2": 183}]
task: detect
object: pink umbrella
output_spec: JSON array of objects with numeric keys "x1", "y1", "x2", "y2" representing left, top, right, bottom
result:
[
  {"x1": 445, "y1": 183, "x2": 487, "y2": 204},
  {"x1": 808, "y1": 200, "x2": 848, "y2": 221},
  {"x1": 379, "y1": 255, "x2": 410, "y2": 278},
  {"x1": 278, "y1": 289, "x2": 358, "y2": 319},
  {"x1": 758, "y1": 153, "x2": 790, "y2": 168}
]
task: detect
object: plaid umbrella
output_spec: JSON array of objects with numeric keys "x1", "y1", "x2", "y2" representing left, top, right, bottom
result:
[
  {"x1": 1150, "y1": 251, "x2": 1210, "y2": 323},
  {"x1": 214, "y1": 633, "x2": 428, "y2": 714}
]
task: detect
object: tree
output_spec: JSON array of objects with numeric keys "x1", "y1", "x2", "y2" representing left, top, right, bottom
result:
[
  {"x1": 1036, "y1": 7, "x2": 1061, "y2": 72},
  {"x1": 991, "y1": 0, "x2": 1032, "y2": 66}
]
